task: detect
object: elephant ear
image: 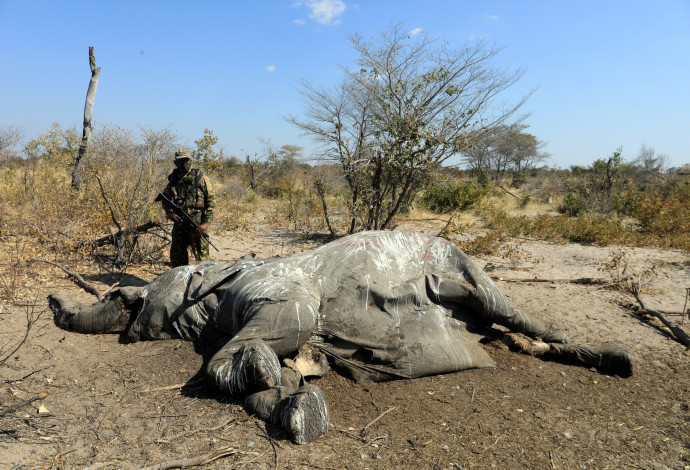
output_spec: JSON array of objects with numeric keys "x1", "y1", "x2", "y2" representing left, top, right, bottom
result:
[{"x1": 115, "y1": 286, "x2": 144, "y2": 305}]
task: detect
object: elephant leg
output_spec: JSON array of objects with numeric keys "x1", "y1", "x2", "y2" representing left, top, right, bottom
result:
[
  {"x1": 430, "y1": 274, "x2": 567, "y2": 344},
  {"x1": 245, "y1": 368, "x2": 329, "y2": 445},
  {"x1": 504, "y1": 333, "x2": 633, "y2": 377},
  {"x1": 550, "y1": 343, "x2": 633, "y2": 377},
  {"x1": 49, "y1": 294, "x2": 129, "y2": 334},
  {"x1": 206, "y1": 297, "x2": 317, "y2": 396}
]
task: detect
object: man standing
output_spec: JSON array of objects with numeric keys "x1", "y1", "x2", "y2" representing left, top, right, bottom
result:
[{"x1": 160, "y1": 149, "x2": 215, "y2": 267}]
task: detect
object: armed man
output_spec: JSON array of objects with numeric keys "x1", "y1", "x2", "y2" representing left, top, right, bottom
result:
[{"x1": 159, "y1": 149, "x2": 215, "y2": 267}]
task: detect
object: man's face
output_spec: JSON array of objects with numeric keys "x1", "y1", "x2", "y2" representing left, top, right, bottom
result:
[{"x1": 175, "y1": 158, "x2": 192, "y2": 174}]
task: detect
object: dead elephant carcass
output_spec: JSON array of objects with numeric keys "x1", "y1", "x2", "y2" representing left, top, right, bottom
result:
[{"x1": 49, "y1": 231, "x2": 632, "y2": 444}]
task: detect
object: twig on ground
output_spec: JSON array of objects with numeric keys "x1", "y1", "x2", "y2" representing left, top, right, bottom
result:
[
  {"x1": 141, "y1": 376, "x2": 206, "y2": 393},
  {"x1": 39, "y1": 448, "x2": 75, "y2": 470},
  {"x1": 338, "y1": 429, "x2": 367, "y2": 442},
  {"x1": 154, "y1": 418, "x2": 236, "y2": 443},
  {"x1": 255, "y1": 420, "x2": 279, "y2": 469},
  {"x1": 0, "y1": 272, "x2": 17, "y2": 304},
  {"x1": 0, "y1": 307, "x2": 44, "y2": 366},
  {"x1": 83, "y1": 462, "x2": 121, "y2": 470},
  {"x1": 361, "y1": 406, "x2": 397, "y2": 437},
  {"x1": 136, "y1": 446, "x2": 237, "y2": 470},
  {"x1": 1, "y1": 366, "x2": 53, "y2": 384}
]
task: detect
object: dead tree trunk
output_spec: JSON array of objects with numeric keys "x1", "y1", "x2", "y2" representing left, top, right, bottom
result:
[{"x1": 71, "y1": 46, "x2": 101, "y2": 190}]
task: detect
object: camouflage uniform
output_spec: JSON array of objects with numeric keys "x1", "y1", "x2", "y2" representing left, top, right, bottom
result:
[{"x1": 161, "y1": 150, "x2": 215, "y2": 267}]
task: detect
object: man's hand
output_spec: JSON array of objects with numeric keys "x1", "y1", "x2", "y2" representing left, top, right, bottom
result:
[
  {"x1": 195, "y1": 222, "x2": 210, "y2": 237},
  {"x1": 166, "y1": 212, "x2": 183, "y2": 224}
]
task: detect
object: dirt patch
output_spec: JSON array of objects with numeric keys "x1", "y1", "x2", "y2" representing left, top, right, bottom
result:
[{"x1": 2, "y1": 226, "x2": 688, "y2": 469}]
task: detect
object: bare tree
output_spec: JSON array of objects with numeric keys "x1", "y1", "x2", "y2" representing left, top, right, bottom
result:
[
  {"x1": 84, "y1": 125, "x2": 178, "y2": 267},
  {"x1": 288, "y1": 78, "x2": 374, "y2": 232},
  {"x1": 0, "y1": 125, "x2": 23, "y2": 164},
  {"x1": 290, "y1": 24, "x2": 529, "y2": 231},
  {"x1": 72, "y1": 46, "x2": 101, "y2": 190}
]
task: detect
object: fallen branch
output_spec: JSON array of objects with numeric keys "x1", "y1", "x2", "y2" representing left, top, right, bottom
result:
[
  {"x1": 499, "y1": 185, "x2": 520, "y2": 200},
  {"x1": 31, "y1": 257, "x2": 103, "y2": 300},
  {"x1": 491, "y1": 276, "x2": 609, "y2": 285},
  {"x1": 136, "y1": 446, "x2": 237, "y2": 470},
  {"x1": 0, "y1": 395, "x2": 45, "y2": 417},
  {"x1": 631, "y1": 284, "x2": 690, "y2": 348}
]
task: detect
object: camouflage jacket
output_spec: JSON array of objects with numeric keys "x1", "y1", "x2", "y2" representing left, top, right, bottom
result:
[{"x1": 162, "y1": 168, "x2": 215, "y2": 224}]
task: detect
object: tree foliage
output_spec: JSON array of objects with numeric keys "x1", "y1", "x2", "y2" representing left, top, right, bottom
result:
[
  {"x1": 289, "y1": 24, "x2": 528, "y2": 232},
  {"x1": 193, "y1": 128, "x2": 224, "y2": 175},
  {"x1": 461, "y1": 124, "x2": 547, "y2": 183}
]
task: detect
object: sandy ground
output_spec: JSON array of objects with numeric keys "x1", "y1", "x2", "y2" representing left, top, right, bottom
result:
[{"x1": 1, "y1": 221, "x2": 688, "y2": 470}]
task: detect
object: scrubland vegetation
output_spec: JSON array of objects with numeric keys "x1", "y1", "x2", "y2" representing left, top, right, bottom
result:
[{"x1": 0, "y1": 122, "x2": 687, "y2": 277}]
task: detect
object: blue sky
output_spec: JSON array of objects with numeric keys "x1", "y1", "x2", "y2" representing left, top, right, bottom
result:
[{"x1": 1, "y1": 0, "x2": 688, "y2": 168}]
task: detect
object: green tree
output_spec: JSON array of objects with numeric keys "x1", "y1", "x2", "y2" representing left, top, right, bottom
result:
[
  {"x1": 290, "y1": 24, "x2": 528, "y2": 232},
  {"x1": 563, "y1": 147, "x2": 624, "y2": 214},
  {"x1": 24, "y1": 122, "x2": 79, "y2": 166},
  {"x1": 192, "y1": 129, "x2": 224, "y2": 175}
]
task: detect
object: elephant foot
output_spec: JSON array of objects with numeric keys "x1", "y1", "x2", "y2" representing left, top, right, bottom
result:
[
  {"x1": 273, "y1": 384, "x2": 329, "y2": 445},
  {"x1": 228, "y1": 339, "x2": 282, "y2": 396},
  {"x1": 558, "y1": 344, "x2": 633, "y2": 377},
  {"x1": 540, "y1": 322, "x2": 568, "y2": 345}
]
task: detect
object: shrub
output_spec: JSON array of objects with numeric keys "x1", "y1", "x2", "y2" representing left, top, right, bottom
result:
[
  {"x1": 421, "y1": 183, "x2": 482, "y2": 213},
  {"x1": 557, "y1": 193, "x2": 586, "y2": 217}
]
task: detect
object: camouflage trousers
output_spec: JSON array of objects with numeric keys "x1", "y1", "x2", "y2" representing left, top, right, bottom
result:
[{"x1": 170, "y1": 222, "x2": 211, "y2": 267}]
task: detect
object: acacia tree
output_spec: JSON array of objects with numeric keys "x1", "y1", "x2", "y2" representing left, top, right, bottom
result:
[
  {"x1": 290, "y1": 24, "x2": 529, "y2": 231},
  {"x1": 462, "y1": 124, "x2": 546, "y2": 183}
]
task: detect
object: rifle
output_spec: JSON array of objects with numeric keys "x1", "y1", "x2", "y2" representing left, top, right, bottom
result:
[{"x1": 155, "y1": 192, "x2": 219, "y2": 252}]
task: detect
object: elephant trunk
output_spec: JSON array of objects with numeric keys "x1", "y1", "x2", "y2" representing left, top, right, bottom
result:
[{"x1": 49, "y1": 294, "x2": 129, "y2": 334}]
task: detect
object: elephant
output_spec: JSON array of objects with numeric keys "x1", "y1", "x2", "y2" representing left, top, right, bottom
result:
[{"x1": 48, "y1": 231, "x2": 632, "y2": 444}]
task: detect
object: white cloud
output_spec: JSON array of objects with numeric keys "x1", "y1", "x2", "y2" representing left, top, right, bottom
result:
[
  {"x1": 487, "y1": 14, "x2": 499, "y2": 20},
  {"x1": 266, "y1": 65, "x2": 276, "y2": 72},
  {"x1": 305, "y1": 0, "x2": 346, "y2": 25},
  {"x1": 409, "y1": 27, "x2": 423, "y2": 36},
  {"x1": 294, "y1": 18, "x2": 306, "y2": 25}
]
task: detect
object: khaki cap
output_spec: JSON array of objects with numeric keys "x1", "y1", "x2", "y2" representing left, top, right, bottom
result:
[{"x1": 174, "y1": 149, "x2": 191, "y2": 159}]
